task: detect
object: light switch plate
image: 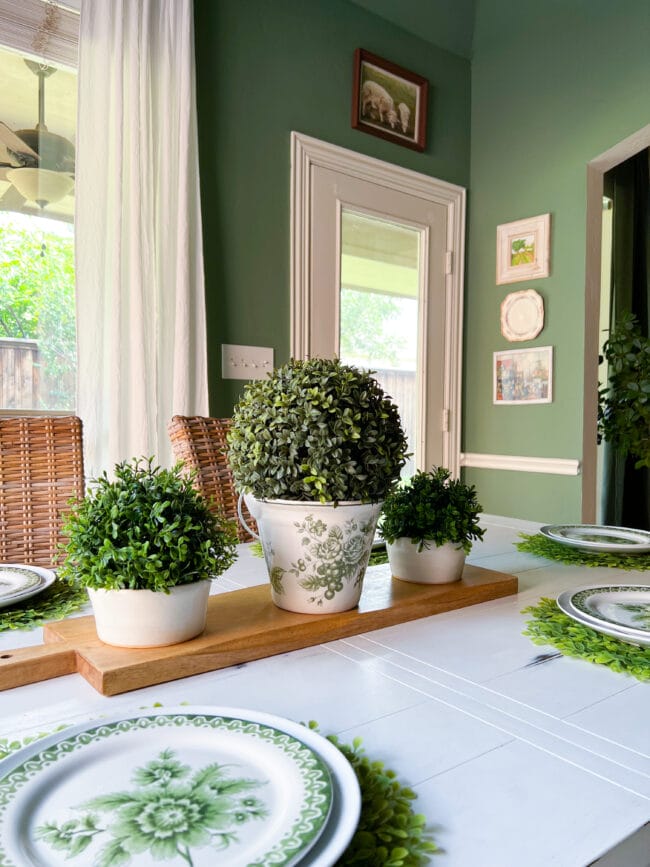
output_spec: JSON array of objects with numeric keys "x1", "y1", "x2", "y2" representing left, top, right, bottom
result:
[{"x1": 221, "y1": 344, "x2": 274, "y2": 380}]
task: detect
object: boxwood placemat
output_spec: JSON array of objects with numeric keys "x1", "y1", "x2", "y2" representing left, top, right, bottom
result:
[
  {"x1": 0, "y1": 581, "x2": 87, "y2": 633},
  {"x1": 516, "y1": 532, "x2": 650, "y2": 570},
  {"x1": 523, "y1": 597, "x2": 650, "y2": 682}
]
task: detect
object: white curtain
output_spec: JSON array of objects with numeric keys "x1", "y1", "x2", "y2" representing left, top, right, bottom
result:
[{"x1": 75, "y1": 0, "x2": 209, "y2": 478}]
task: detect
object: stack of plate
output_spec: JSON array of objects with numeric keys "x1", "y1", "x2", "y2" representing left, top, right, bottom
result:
[
  {"x1": 557, "y1": 585, "x2": 650, "y2": 647},
  {"x1": 0, "y1": 564, "x2": 55, "y2": 609},
  {"x1": 540, "y1": 524, "x2": 650, "y2": 553},
  {"x1": 0, "y1": 707, "x2": 361, "y2": 866}
]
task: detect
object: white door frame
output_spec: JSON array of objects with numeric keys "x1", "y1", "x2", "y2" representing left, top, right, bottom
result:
[
  {"x1": 582, "y1": 123, "x2": 650, "y2": 521},
  {"x1": 290, "y1": 131, "x2": 466, "y2": 477}
]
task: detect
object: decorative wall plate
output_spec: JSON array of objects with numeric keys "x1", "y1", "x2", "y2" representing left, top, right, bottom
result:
[
  {"x1": 540, "y1": 524, "x2": 650, "y2": 553},
  {"x1": 0, "y1": 564, "x2": 56, "y2": 609},
  {"x1": 500, "y1": 289, "x2": 544, "y2": 341},
  {"x1": 0, "y1": 708, "x2": 340, "y2": 867},
  {"x1": 557, "y1": 588, "x2": 650, "y2": 647}
]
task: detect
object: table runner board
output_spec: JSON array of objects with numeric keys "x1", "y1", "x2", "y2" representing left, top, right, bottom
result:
[{"x1": 0, "y1": 564, "x2": 517, "y2": 696}]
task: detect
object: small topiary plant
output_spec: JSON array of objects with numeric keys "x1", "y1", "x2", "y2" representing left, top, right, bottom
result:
[
  {"x1": 58, "y1": 457, "x2": 238, "y2": 592},
  {"x1": 227, "y1": 358, "x2": 408, "y2": 503},
  {"x1": 380, "y1": 467, "x2": 485, "y2": 553},
  {"x1": 598, "y1": 312, "x2": 650, "y2": 469}
]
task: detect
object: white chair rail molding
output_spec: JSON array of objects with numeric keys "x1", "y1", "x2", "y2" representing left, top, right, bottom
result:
[{"x1": 460, "y1": 453, "x2": 581, "y2": 476}]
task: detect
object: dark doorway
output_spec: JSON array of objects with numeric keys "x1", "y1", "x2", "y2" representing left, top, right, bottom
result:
[{"x1": 601, "y1": 148, "x2": 650, "y2": 530}]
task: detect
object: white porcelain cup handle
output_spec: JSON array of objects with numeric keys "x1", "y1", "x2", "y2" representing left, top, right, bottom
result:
[{"x1": 237, "y1": 493, "x2": 260, "y2": 540}]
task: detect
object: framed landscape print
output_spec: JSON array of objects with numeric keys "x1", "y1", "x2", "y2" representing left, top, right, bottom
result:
[
  {"x1": 496, "y1": 213, "x2": 550, "y2": 284},
  {"x1": 493, "y1": 345, "x2": 553, "y2": 404},
  {"x1": 351, "y1": 48, "x2": 428, "y2": 151}
]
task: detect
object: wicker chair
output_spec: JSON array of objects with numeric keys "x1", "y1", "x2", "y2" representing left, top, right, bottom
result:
[
  {"x1": 0, "y1": 416, "x2": 85, "y2": 567},
  {"x1": 168, "y1": 415, "x2": 257, "y2": 543}
]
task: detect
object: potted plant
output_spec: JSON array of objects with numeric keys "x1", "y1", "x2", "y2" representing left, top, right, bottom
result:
[
  {"x1": 58, "y1": 457, "x2": 238, "y2": 647},
  {"x1": 598, "y1": 312, "x2": 650, "y2": 468},
  {"x1": 228, "y1": 358, "x2": 408, "y2": 613},
  {"x1": 379, "y1": 467, "x2": 485, "y2": 584}
]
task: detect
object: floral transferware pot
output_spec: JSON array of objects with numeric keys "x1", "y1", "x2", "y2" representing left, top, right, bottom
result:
[
  {"x1": 240, "y1": 496, "x2": 381, "y2": 614},
  {"x1": 387, "y1": 538, "x2": 466, "y2": 584},
  {"x1": 88, "y1": 580, "x2": 211, "y2": 647}
]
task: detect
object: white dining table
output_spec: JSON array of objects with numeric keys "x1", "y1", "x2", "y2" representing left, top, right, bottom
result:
[{"x1": 0, "y1": 514, "x2": 648, "y2": 867}]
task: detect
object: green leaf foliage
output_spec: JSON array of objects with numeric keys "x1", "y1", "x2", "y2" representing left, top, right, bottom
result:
[
  {"x1": 0, "y1": 581, "x2": 87, "y2": 632},
  {"x1": 340, "y1": 288, "x2": 408, "y2": 367},
  {"x1": 228, "y1": 358, "x2": 408, "y2": 503},
  {"x1": 522, "y1": 598, "x2": 650, "y2": 682},
  {"x1": 379, "y1": 468, "x2": 485, "y2": 554},
  {"x1": 58, "y1": 457, "x2": 238, "y2": 592},
  {"x1": 598, "y1": 312, "x2": 650, "y2": 468},
  {"x1": 0, "y1": 219, "x2": 76, "y2": 409},
  {"x1": 307, "y1": 723, "x2": 438, "y2": 865},
  {"x1": 516, "y1": 533, "x2": 650, "y2": 570}
]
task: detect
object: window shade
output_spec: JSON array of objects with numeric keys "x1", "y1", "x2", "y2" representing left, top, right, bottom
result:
[{"x1": 0, "y1": 0, "x2": 78, "y2": 69}]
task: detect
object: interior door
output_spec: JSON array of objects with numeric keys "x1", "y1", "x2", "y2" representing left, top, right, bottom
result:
[{"x1": 307, "y1": 164, "x2": 451, "y2": 474}]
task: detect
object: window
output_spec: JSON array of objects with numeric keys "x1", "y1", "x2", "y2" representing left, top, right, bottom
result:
[{"x1": 0, "y1": 0, "x2": 78, "y2": 412}]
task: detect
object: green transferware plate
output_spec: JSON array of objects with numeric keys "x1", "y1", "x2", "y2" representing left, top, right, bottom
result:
[
  {"x1": 0, "y1": 564, "x2": 55, "y2": 608},
  {"x1": 0, "y1": 708, "x2": 333, "y2": 867}
]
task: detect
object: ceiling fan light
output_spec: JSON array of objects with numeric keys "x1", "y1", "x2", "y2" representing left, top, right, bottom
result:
[{"x1": 5, "y1": 167, "x2": 73, "y2": 208}]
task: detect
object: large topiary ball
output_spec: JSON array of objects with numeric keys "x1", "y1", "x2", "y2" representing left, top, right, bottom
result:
[{"x1": 228, "y1": 358, "x2": 408, "y2": 503}]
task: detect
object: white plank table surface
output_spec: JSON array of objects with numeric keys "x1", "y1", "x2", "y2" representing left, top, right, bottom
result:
[{"x1": 0, "y1": 515, "x2": 648, "y2": 866}]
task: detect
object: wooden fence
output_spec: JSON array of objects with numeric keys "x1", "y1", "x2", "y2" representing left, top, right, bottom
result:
[
  {"x1": 372, "y1": 367, "x2": 416, "y2": 476},
  {"x1": 0, "y1": 338, "x2": 39, "y2": 409}
]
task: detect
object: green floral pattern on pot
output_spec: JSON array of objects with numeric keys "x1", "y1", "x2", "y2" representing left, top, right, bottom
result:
[
  {"x1": 252, "y1": 499, "x2": 382, "y2": 614},
  {"x1": 273, "y1": 514, "x2": 375, "y2": 606}
]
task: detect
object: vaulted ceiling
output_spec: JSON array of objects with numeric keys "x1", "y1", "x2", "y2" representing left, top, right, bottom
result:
[{"x1": 347, "y1": 0, "x2": 476, "y2": 58}]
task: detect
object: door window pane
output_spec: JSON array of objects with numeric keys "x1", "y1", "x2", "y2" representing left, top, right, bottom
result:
[
  {"x1": 339, "y1": 209, "x2": 420, "y2": 476},
  {"x1": 0, "y1": 46, "x2": 76, "y2": 411}
]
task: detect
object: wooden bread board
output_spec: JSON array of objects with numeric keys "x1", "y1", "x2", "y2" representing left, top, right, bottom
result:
[{"x1": 0, "y1": 564, "x2": 517, "y2": 696}]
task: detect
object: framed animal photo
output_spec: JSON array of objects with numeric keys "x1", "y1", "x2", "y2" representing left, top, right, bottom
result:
[
  {"x1": 496, "y1": 213, "x2": 551, "y2": 284},
  {"x1": 351, "y1": 49, "x2": 428, "y2": 151}
]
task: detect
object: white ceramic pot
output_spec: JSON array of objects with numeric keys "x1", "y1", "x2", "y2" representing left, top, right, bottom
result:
[
  {"x1": 387, "y1": 538, "x2": 466, "y2": 584},
  {"x1": 87, "y1": 580, "x2": 211, "y2": 648},
  {"x1": 241, "y1": 495, "x2": 381, "y2": 614}
]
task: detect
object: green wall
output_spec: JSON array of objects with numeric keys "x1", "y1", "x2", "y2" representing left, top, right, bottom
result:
[
  {"x1": 464, "y1": 0, "x2": 650, "y2": 521},
  {"x1": 194, "y1": 0, "x2": 471, "y2": 416}
]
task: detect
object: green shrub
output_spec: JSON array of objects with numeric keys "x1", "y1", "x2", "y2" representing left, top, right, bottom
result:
[
  {"x1": 598, "y1": 312, "x2": 650, "y2": 468},
  {"x1": 380, "y1": 467, "x2": 485, "y2": 553},
  {"x1": 58, "y1": 458, "x2": 238, "y2": 592},
  {"x1": 228, "y1": 358, "x2": 408, "y2": 503}
]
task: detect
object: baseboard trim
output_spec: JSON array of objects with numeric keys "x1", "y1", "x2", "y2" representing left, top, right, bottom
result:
[{"x1": 460, "y1": 453, "x2": 581, "y2": 476}]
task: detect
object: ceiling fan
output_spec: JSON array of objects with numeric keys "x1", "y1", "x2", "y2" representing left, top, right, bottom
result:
[{"x1": 0, "y1": 59, "x2": 75, "y2": 211}]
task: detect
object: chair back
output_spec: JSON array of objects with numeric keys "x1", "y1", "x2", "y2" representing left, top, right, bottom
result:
[
  {"x1": 0, "y1": 416, "x2": 85, "y2": 567},
  {"x1": 168, "y1": 415, "x2": 257, "y2": 543}
]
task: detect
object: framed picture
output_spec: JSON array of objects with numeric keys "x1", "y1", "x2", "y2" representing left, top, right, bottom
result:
[
  {"x1": 496, "y1": 213, "x2": 550, "y2": 284},
  {"x1": 351, "y1": 48, "x2": 428, "y2": 152},
  {"x1": 493, "y1": 345, "x2": 553, "y2": 405}
]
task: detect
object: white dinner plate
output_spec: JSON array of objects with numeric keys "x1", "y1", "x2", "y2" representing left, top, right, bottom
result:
[
  {"x1": 557, "y1": 589, "x2": 650, "y2": 647},
  {"x1": 540, "y1": 524, "x2": 650, "y2": 553},
  {"x1": 0, "y1": 706, "x2": 354, "y2": 867},
  {"x1": 0, "y1": 564, "x2": 56, "y2": 609}
]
